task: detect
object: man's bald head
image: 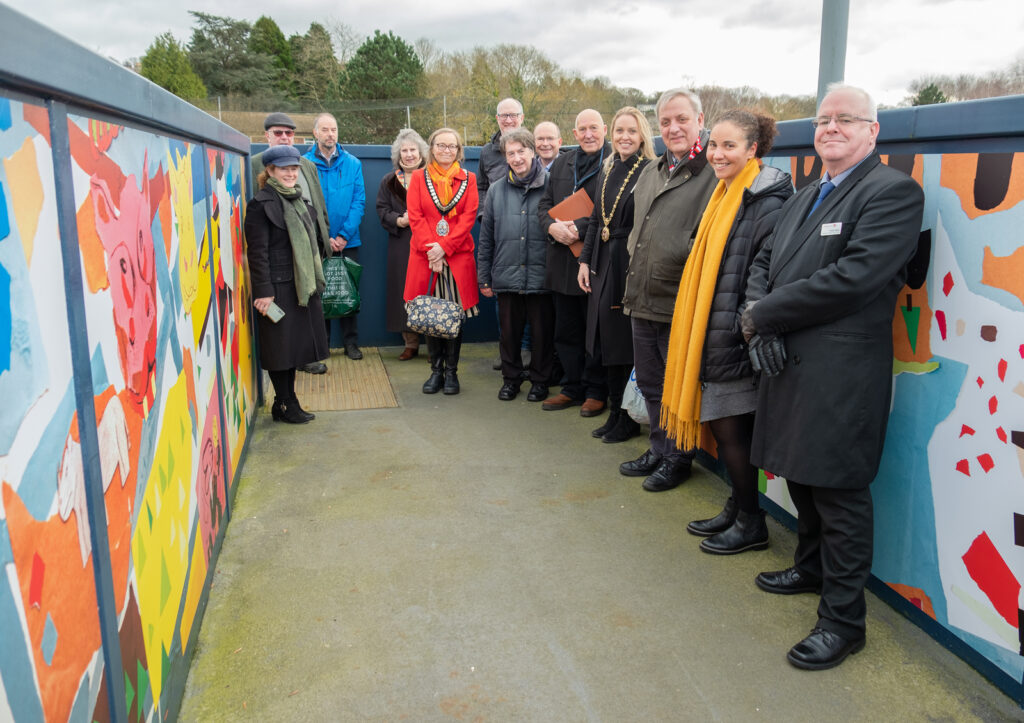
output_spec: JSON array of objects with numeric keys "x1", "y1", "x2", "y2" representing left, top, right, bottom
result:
[
  {"x1": 573, "y1": 109, "x2": 607, "y2": 154},
  {"x1": 533, "y1": 121, "x2": 562, "y2": 164}
]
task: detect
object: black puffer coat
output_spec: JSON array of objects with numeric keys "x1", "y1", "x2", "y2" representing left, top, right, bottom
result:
[
  {"x1": 476, "y1": 130, "x2": 508, "y2": 205},
  {"x1": 702, "y1": 164, "x2": 793, "y2": 383},
  {"x1": 477, "y1": 166, "x2": 550, "y2": 293}
]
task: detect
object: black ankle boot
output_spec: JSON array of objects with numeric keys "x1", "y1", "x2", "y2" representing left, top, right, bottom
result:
[
  {"x1": 699, "y1": 508, "x2": 769, "y2": 555},
  {"x1": 423, "y1": 337, "x2": 445, "y2": 394},
  {"x1": 592, "y1": 409, "x2": 621, "y2": 438},
  {"x1": 687, "y1": 497, "x2": 738, "y2": 537},
  {"x1": 602, "y1": 412, "x2": 641, "y2": 443},
  {"x1": 271, "y1": 398, "x2": 312, "y2": 424},
  {"x1": 292, "y1": 398, "x2": 315, "y2": 422}
]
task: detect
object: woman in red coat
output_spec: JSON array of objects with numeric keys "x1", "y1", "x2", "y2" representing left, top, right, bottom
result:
[{"x1": 405, "y1": 128, "x2": 480, "y2": 395}]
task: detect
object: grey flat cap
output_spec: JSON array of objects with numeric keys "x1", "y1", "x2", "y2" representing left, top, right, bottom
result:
[{"x1": 264, "y1": 112, "x2": 297, "y2": 130}]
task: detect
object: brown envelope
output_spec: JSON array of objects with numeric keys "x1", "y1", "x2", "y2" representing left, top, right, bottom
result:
[{"x1": 548, "y1": 188, "x2": 593, "y2": 258}]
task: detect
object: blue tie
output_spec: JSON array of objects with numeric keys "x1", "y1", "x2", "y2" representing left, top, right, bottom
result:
[{"x1": 808, "y1": 180, "x2": 835, "y2": 217}]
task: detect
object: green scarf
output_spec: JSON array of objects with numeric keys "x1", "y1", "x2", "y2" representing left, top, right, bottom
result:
[{"x1": 267, "y1": 177, "x2": 325, "y2": 306}]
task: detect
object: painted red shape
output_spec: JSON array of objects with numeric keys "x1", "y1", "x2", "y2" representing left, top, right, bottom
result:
[
  {"x1": 943, "y1": 271, "x2": 954, "y2": 296},
  {"x1": 998, "y1": 359, "x2": 1007, "y2": 381},
  {"x1": 29, "y1": 552, "x2": 44, "y2": 608},
  {"x1": 935, "y1": 309, "x2": 947, "y2": 340},
  {"x1": 977, "y1": 376, "x2": 985, "y2": 388},
  {"x1": 978, "y1": 454, "x2": 995, "y2": 472},
  {"x1": 764, "y1": 471, "x2": 775, "y2": 480},
  {"x1": 962, "y1": 531, "x2": 1021, "y2": 628},
  {"x1": 989, "y1": 396, "x2": 998, "y2": 414},
  {"x1": 959, "y1": 424, "x2": 975, "y2": 437},
  {"x1": 1019, "y1": 344, "x2": 1024, "y2": 359},
  {"x1": 956, "y1": 458, "x2": 971, "y2": 476},
  {"x1": 997, "y1": 427, "x2": 1007, "y2": 443}
]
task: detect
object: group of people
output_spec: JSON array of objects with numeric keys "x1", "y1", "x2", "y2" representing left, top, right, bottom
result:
[{"x1": 243, "y1": 84, "x2": 925, "y2": 672}]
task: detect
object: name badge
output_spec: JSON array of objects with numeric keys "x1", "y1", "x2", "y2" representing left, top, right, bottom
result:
[{"x1": 820, "y1": 222, "x2": 842, "y2": 236}]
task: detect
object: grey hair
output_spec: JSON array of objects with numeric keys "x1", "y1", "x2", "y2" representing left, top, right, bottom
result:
[
  {"x1": 390, "y1": 128, "x2": 428, "y2": 169},
  {"x1": 500, "y1": 128, "x2": 535, "y2": 153},
  {"x1": 496, "y1": 97, "x2": 524, "y2": 115},
  {"x1": 822, "y1": 83, "x2": 878, "y2": 121},
  {"x1": 655, "y1": 88, "x2": 703, "y2": 118},
  {"x1": 313, "y1": 112, "x2": 337, "y2": 131}
]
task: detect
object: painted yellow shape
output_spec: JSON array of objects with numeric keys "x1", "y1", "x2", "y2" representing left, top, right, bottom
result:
[
  {"x1": 190, "y1": 225, "x2": 212, "y2": 348},
  {"x1": 179, "y1": 526, "x2": 207, "y2": 647},
  {"x1": 169, "y1": 147, "x2": 199, "y2": 312},
  {"x1": 950, "y1": 584, "x2": 1017, "y2": 649},
  {"x1": 3, "y1": 137, "x2": 44, "y2": 264},
  {"x1": 130, "y1": 372, "x2": 194, "y2": 704},
  {"x1": 893, "y1": 360, "x2": 940, "y2": 376},
  {"x1": 1014, "y1": 381, "x2": 1024, "y2": 399}
]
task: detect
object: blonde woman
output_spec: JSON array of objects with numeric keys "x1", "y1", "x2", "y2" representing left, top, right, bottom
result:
[{"x1": 577, "y1": 107, "x2": 657, "y2": 442}]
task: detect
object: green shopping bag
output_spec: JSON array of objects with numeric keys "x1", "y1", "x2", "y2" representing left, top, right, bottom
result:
[{"x1": 321, "y1": 256, "x2": 362, "y2": 318}]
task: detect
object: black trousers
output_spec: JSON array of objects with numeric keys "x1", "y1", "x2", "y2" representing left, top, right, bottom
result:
[
  {"x1": 497, "y1": 293, "x2": 554, "y2": 384},
  {"x1": 631, "y1": 317, "x2": 694, "y2": 461},
  {"x1": 787, "y1": 480, "x2": 874, "y2": 640},
  {"x1": 327, "y1": 246, "x2": 359, "y2": 346},
  {"x1": 552, "y1": 291, "x2": 606, "y2": 401}
]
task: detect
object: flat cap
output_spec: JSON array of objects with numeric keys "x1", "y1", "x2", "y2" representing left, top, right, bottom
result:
[
  {"x1": 264, "y1": 112, "x2": 296, "y2": 130},
  {"x1": 262, "y1": 145, "x2": 302, "y2": 167}
]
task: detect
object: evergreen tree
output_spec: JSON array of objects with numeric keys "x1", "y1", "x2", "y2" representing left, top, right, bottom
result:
[
  {"x1": 290, "y1": 22, "x2": 342, "y2": 107},
  {"x1": 339, "y1": 30, "x2": 424, "y2": 142},
  {"x1": 187, "y1": 11, "x2": 276, "y2": 97},
  {"x1": 139, "y1": 32, "x2": 207, "y2": 100},
  {"x1": 250, "y1": 16, "x2": 294, "y2": 73},
  {"x1": 911, "y1": 83, "x2": 948, "y2": 106}
]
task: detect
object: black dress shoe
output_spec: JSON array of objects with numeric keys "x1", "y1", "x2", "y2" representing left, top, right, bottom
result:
[
  {"x1": 526, "y1": 383, "x2": 548, "y2": 402},
  {"x1": 498, "y1": 381, "x2": 520, "y2": 401},
  {"x1": 345, "y1": 343, "x2": 363, "y2": 360},
  {"x1": 299, "y1": 361, "x2": 327, "y2": 374},
  {"x1": 755, "y1": 566, "x2": 821, "y2": 595},
  {"x1": 687, "y1": 497, "x2": 737, "y2": 537},
  {"x1": 642, "y1": 457, "x2": 692, "y2": 491},
  {"x1": 619, "y1": 449, "x2": 662, "y2": 477},
  {"x1": 786, "y1": 628, "x2": 865, "y2": 670}
]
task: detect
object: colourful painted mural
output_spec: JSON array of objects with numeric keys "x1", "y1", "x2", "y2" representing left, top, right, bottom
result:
[
  {"x1": 0, "y1": 93, "x2": 254, "y2": 721},
  {"x1": 759, "y1": 150, "x2": 1024, "y2": 686}
]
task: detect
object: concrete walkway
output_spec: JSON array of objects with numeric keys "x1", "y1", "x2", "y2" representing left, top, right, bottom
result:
[{"x1": 180, "y1": 343, "x2": 1019, "y2": 721}]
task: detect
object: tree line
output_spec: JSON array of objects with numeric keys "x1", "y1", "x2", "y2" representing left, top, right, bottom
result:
[{"x1": 131, "y1": 12, "x2": 1022, "y2": 145}]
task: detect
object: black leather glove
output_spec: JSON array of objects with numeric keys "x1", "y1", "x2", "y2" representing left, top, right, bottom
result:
[
  {"x1": 740, "y1": 301, "x2": 758, "y2": 343},
  {"x1": 748, "y1": 334, "x2": 787, "y2": 377}
]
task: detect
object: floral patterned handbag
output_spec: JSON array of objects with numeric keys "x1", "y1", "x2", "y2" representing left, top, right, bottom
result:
[{"x1": 405, "y1": 273, "x2": 465, "y2": 340}]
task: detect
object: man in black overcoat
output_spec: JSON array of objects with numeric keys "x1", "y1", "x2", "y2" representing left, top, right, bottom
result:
[{"x1": 742, "y1": 84, "x2": 925, "y2": 670}]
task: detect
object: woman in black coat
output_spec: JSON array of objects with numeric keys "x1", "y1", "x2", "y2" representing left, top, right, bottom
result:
[
  {"x1": 577, "y1": 107, "x2": 656, "y2": 442},
  {"x1": 376, "y1": 128, "x2": 429, "y2": 360},
  {"x1": 245, "y1": 145, "x2": 329, "y2": 424}
]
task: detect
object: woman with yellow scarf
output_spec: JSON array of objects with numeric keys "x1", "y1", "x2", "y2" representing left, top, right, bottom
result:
[{"x1": 661, "y1": 110, "x2": 793, "y2": 554}]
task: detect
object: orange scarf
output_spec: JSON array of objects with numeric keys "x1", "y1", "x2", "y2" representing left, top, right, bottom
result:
[
  {"x1": 427, "y1": 161, "x2": 463, "y2": 220},
  {"x1": 661, "y1": 158, "x2": 762, "y2": 449}
]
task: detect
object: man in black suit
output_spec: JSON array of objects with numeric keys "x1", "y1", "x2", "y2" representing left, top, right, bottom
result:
[{"x1": 742, "y1": 84, "x2": 925, "y2": 670}]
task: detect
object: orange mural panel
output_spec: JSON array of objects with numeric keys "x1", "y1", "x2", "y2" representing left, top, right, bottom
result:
[
  {"x1": 940, "y1": 152, "x2": 1024, "y2": 219},
  {"x1": 981, "y1": 245, "x2": 1024, "y2": 305}
]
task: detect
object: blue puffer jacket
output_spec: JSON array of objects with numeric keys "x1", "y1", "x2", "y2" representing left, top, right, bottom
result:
[
  {"x1": 477, "y1": 164, "x2": 550, "y2": 293},
  {"x1": 304, "y1": 146, "x2": 366, "y2": 247}
]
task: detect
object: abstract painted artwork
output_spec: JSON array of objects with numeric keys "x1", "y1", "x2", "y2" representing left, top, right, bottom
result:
[{"x1": 0, "y1": 94, "x2": 254, "y2": 721}]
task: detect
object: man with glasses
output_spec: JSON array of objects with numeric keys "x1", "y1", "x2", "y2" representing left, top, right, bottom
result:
[
  {"x1": 533, "y1": 121, "x2": 563, "y2": 171},
  {"x1": 304, "y1": 113, "x2": 366, "y2": 361},
  {"x1": 251, "y1": 112, "x2": 332, "y2": 373},
  {"x1": 478, "y1": 98, "x2": 525, "y2": 205},
  {"x1": 742, "y1": 84, "x2": 925, "y2": 670}
]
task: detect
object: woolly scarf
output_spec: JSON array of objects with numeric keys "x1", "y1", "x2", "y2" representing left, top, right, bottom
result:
[
  {"x1": 508, "y1": 157, "x2": 543, "y2": 188},
  {"x1": 427, "y1": 161, "x2": 464, "y2": 220},
  {"x1": 661, "y1": 158, "x2": 762, "y2": 449},
  {"x1": 267, "y1": 177, "x2": 325, "y2": 306}
]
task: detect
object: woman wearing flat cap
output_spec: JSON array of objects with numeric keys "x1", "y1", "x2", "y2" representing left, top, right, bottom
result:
[{"x1": 246, "y1": 144, "x2": 329, "y2": 423}]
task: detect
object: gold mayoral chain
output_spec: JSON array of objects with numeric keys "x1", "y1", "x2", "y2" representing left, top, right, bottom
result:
[
  {"x1": 423, "y1": 172, "x2": 468, "y2": 237},
  {"x1": 600, "y1": 155, "x2": 644, "y2": 241}
]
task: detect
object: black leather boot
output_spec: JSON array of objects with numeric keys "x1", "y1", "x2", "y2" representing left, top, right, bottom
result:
[
  {"x1": 443, "y1": 336, "x2": 461, "y2": 395},
  {"x1": 602, "y1": 412, "x2": 641, "y2": 443},
  {"x1": 687, "y1": 497, "x2": 738, "y2": 537},
  {"x1": 700, "y1": 508, "x2": 769, "y2": 555},
  {"x1": 422, "y1": 336, "x2": 445, "y2": 394},
  {"x1": 271, "y1": 397, "x2": 312, "y2": 424},
  {"x1": 592, "y1": 408, "x2": 621, "y2": 438}
]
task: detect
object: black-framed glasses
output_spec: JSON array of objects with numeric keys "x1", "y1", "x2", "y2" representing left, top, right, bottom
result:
[
  {"x1": 811, "y1": 115, "x2": 875, "y2": 129},
  {"x1": 433, "y1": 143, "x2": 459, "y2": 152}
]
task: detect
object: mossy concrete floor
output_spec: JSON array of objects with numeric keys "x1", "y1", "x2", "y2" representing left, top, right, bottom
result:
[{"x1": 180, "y1": 342, "x2": 1019, "y2": 721}]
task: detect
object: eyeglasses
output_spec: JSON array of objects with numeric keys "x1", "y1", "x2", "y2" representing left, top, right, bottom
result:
[
  {"x1": 270, "y1": 129, "x2": 295, "y2": 137},
  {"x1": 497, "y1": 113, "x2": 522, "y2": 120},
  {"x1": 433, "y1": 143, "x2": 459, "y2": 152},
  {"x1": 811, "y1": 114, "x2": 874, "y2": 129}
]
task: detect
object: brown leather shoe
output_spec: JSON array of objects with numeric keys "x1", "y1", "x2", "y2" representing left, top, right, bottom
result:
[
  {"x1": 580, "y1": 398, "x2": 606, "y2": 417},
  {"x1": 398, "y1": 347, "x2": 418, "y2": 361},
  {"x1": 542, "y1": 393, "x2": 582, "y2": 411}
]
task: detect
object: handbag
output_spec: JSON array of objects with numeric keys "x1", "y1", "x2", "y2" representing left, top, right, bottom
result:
[
  {"x1": 405, "y1": 273, "x2": 465, "y2": 340},
  {"x1": 321, "y1": 256, "x2": 362, "y2": 318}
]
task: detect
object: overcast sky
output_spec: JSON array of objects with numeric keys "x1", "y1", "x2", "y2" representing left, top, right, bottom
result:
[{"x1": 6, "y1": 0, "x2": 1023, "y2": 105}]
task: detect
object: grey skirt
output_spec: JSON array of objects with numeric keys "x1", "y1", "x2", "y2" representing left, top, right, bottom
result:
[{"x1": 700, "y1": 376, "x2": 757, "y2": 422}]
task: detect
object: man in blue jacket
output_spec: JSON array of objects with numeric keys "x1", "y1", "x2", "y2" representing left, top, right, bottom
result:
[{"x1": 305, "y1": 113, "x2": 367, "y2": 359}]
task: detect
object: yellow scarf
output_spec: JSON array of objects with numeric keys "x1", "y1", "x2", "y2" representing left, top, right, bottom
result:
[
  {"x1": 427, "y1": 161, "x2": 463, "y2": 220},
  {"x1": 661, "y1": 158, "x2": 762, "y2": 449}
]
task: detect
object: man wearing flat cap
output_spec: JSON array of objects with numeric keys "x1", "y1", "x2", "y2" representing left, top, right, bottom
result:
[{"x1": 251, "y1": 112, "x2": 331, "y2": 373}]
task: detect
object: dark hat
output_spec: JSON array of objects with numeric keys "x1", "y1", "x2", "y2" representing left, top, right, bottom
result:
[
  {"x1": 264, "y1": 112, "x2": 296, "y2": 130},
  {"x1": 262, "y1": 145, "x2": 302, "y2": 167}
]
